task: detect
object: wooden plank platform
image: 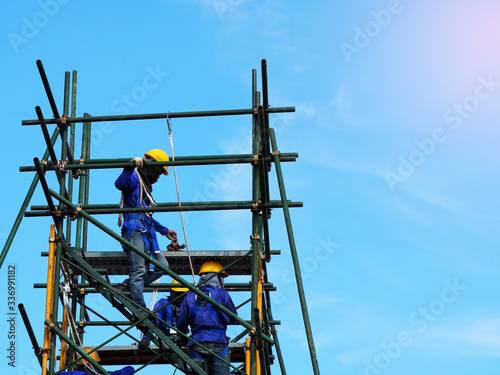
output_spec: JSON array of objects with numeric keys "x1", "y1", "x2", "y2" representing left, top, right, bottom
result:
[
  {"x1": 88, "y1": 343, "x2": 246, "y2": 366},
  {"x1": 79, "y1": 250, "x2": 279, "y2": 276}
]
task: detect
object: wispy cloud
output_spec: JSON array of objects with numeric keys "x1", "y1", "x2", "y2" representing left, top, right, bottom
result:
[
  {"x1": 416, "y1": 317, "x2": 500, "y2": 357},
  {"x1": 306, "y1": 146, "x2": 385, "y2": 179}
]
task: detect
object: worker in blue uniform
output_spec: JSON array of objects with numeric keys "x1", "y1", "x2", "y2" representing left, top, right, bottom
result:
[
  {"x1": 114, "y1": 149, "x2": 177, "y2": 311},
  {"x1": 176, "y1": 261, "x2": 237, "y2": 375},
  {"x1": 139, "y1": 279, "x2": 189, "y2": 348}
]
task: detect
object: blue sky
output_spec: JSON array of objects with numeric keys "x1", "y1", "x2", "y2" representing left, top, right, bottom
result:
[{"x1": 2, "y1": 1, "x2": 500, "y2": 374}]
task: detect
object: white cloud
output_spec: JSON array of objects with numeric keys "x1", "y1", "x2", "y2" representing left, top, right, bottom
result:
[{"x1": 416, "y1": 317, "x2": 500, "y2": 357}]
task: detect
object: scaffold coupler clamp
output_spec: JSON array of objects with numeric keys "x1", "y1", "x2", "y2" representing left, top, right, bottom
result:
[
  {"x1": 70, "y1": 202, "x2": 83, "y2": 221},
  {"x1": 57, "y1": 159, "x2": 68, "y2": 175},
  {"x1": 59, "y1": 115, "x2": 68, "y2": 128},
  {"x1": 73, "y1": 157, "x2": 86, "y2": 179},
  {"x1": 250, "y1": 234, "x2": 261, "y2": 243},
  {"x1": 251, "y1": 200, "x2": 261, "y2": 213}
]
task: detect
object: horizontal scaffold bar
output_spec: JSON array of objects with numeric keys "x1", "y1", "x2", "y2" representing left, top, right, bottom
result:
[
  {"x1": 49, "y1": 189, "x2": 274, "y2": 346},
  {"x1": 82, "y1": 344, "x2": 249, "y2": 366},
  {"x1": 33, "y1": 283, "x2": 277, "y2": 292},
  {"x1": 19, "y1": 153, "x2": 298, "y2": 172},
  {"x1": 41, "y1": 249, "x2": 280, "y2": 276},
  {"x1": 22, "y1": 106, "x2": 295, "y2": 125},
  {"x1": 72, "y1": 320, "x2": 280, "y2": 327},
  {"x1": 26, "y1": 200, "x2": 303, "y2": 217}
]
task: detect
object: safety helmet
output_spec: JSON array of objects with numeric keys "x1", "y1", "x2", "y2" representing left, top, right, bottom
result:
[
  {"x1": 198, "y1": 260, "x2": 228, "y2": 277},
  {"x1": 171, "y1": 279, "x2": 189, "y2": 292},
  {"x1": 144, "y1": 149, "x2": 169, "y2": 175}
]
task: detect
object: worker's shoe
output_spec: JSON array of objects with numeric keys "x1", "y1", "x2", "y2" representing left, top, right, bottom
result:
[
  {"x1": 139, "y1": 338, "x2": 150, "y2": 350},
  {"x1": 114, "y1": 284, "x2": 129, "y2": 293}
]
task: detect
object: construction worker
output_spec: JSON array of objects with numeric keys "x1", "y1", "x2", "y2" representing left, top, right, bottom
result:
[
  {"x1": 176, "y1": 261, "x2": 237, "y2": 375},
  {"x1": 140, "y1": 279, "x2": 189, "y2": 348},
  {"x1": 114, "y1": 149, "x2": 177, "y2": 312}
]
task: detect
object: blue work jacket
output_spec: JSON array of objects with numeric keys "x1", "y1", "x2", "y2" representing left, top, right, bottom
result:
[
  {"x1": 154, "y1": 297, "x2": 182, "y2": 334},
  {"x1": 115, "y1": 168, "x2": 169, "y2": 237},
  {"x1": 176, "y1": 286, "x2": 237, "y2": 345},
  {"x1": 145, "y1": 297, "x2": 185, "y2": 339}
]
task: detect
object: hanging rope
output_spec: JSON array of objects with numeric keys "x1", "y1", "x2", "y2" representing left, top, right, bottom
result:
[
  {"x1": 167, "y1": 113, "x2": 197, "y2": 286},
  {"x1": 148, "y1": 279, "x2": 161, "y2": 310},
  {"x1": 148, "y1": 113, "x2": 197, "y2": 309},
  {"x1": 60, "y1": 274, "x2": 99, "y2": 375}
]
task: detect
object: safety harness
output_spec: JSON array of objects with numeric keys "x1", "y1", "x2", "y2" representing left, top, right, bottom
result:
[
  {"x1": 118, "y1": 170, "x2": 160, "y2": 271},
  {"x1": 188, "y1": 286, "x2": 230, "y2": 365}
]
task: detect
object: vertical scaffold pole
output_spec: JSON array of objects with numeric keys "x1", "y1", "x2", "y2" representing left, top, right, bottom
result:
[
  {"x1": 67, "y1": 70, "x2": 78, "y2": 368},
  {"x1": 48, "y1": 90, "x2": 70, "y2": 374},
  {"x1": 82, "y1": 114, "x2": 91, "y2": 253},
  {"x1": 250, "y1": 68, "x2": 262, "y2": 375},
  {"x1": 64, "y1": 71, "x2": 73, "y2": 243},
  {"x1": 76, "y1": 113, "x2": 91, "y2": 347},
  {"x1": 269, "y1": 128, "x2": 321, "y2": 375},
  {"x1": 42, "y1": 225, "x2": 56, "y2": 375}
]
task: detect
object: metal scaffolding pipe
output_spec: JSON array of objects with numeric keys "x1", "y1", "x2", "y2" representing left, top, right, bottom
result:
[
  {"x1": 18, "y1": 303, "x2": 43, "y2": 367},
  {"x1": 43, "y1": 225, "x2": 56, "y2": 375},
  {"x1": 33, "y1": 283, "x2": 277, "y2": 292},
  {"x1": 48, "y1": 231, "x2": 63, "y2": 375},
  {"x1": 36, "y1": 60, "x2": 60, "y2": 120},
  {"x1": 57, "y1": 153, "x2": 296, "y2": 164},
  {"x1": 60, "y1": 247, "x2": 221, "y2": 375},
  {"x1": 22, "y1": 106, "x2": 295, "y2": 125},
  {"x1": 36, "y1": 106, "x2": 59, "y2": 166},
  {"x1": 262, "y1": 261, "x2": 286, "y2": 375},
  {"x1": 82, "y1": 114, "x2": 91, "y2": 253},
  {"x1": 64, "y1": 71, "x2": 74, "y2": 246},
  {"x1": 19, "y1": 153, "x2": 298, "y2": 172},
  {"x1": 254, "y1": 308, "x2": 264, "y2": 351},
  {"x1": 44, "y1": 320, "x2": 110, "y2": 375},
  {"x1": 48, "y1": 188, "x2": 273, "y2": 345},
  {"x1": 25, "y1": 200, "x2": 302, "y2": 217},
  {"x1": 31, "y1": 199, "x2": 300, "y2": 211},
  {"x1": 260, "y1": 60, "x2": 271, "y2": 160},
  {"x1": 34, "y1": 158, "x2": 57, "y2": 214},
  {"x1": 269, "y1": 128, "x2": 320, "y2": 375}
]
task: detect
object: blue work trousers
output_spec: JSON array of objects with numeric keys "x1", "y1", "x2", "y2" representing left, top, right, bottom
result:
[
  {"x1": 189, "y1": 342, "x2": 230, "y2": 375},
  {"x1": 121, "y1": 230, "x2": 169, "y2": 309}
]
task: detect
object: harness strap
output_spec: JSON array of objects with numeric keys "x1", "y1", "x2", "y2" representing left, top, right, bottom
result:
[
  {"x1": 118, "y1": 192, "x2": 124, "y2": 227},
  {"x1": 136, "y1": 170, "x2": 157, "y2": 209},
  {"x1": 190, "y1": 287, "x2": 229, "y2": 328}
]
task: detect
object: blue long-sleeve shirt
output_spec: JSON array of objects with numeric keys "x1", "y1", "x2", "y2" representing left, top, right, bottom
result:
[
  {"x1": 115, "y1": 168, "x2": 169, "y2": 236},
  {"x1": 176, "y1": 286, "x2": 238, "y2": 345}
]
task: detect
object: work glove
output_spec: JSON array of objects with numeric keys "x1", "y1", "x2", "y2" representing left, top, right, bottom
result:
[
  {"x1": 166, "y1": 231, "x2": 178, "y2": 241},
  {"x1": 131, "y1": 157, "x2": 145, "y2": 168}
]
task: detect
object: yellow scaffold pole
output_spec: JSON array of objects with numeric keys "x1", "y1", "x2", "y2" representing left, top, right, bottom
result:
[{"x1": 42, "y1": 225, "x2": 57, "y2": 375}]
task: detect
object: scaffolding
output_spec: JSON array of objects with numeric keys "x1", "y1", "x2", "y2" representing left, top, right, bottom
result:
[{"x1": 1, "y1": 60, "x2": 320, "y2": 375}]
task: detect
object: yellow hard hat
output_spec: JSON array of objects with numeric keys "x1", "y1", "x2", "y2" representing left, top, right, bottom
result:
[
  {"x1": 171, "y1": 279, "x2": 189, "y2": 292},
  {"x1": 76, "y1": 347, "x2": 101, "y2": 365},
  {"x1": 144, "y1": 149, "x2": 169, "y2": 175},
  {"x1": 198, "y1": 260, "x2": 228, "y2": 277}
]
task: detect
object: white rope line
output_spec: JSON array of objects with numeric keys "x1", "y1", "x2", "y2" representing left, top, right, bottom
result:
[
  {"x1": 147, "y1": 114, "x2": 197, "y2": 311},
  {"x1": 167, "y1": 114, "x2": 197, "y2": 286},
  {"x1": 60, "y1": 276, "x2": 98, "y2": 375},
  {"x1": 148, "y1": 279, "x2": 160, "y2": 310}
]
